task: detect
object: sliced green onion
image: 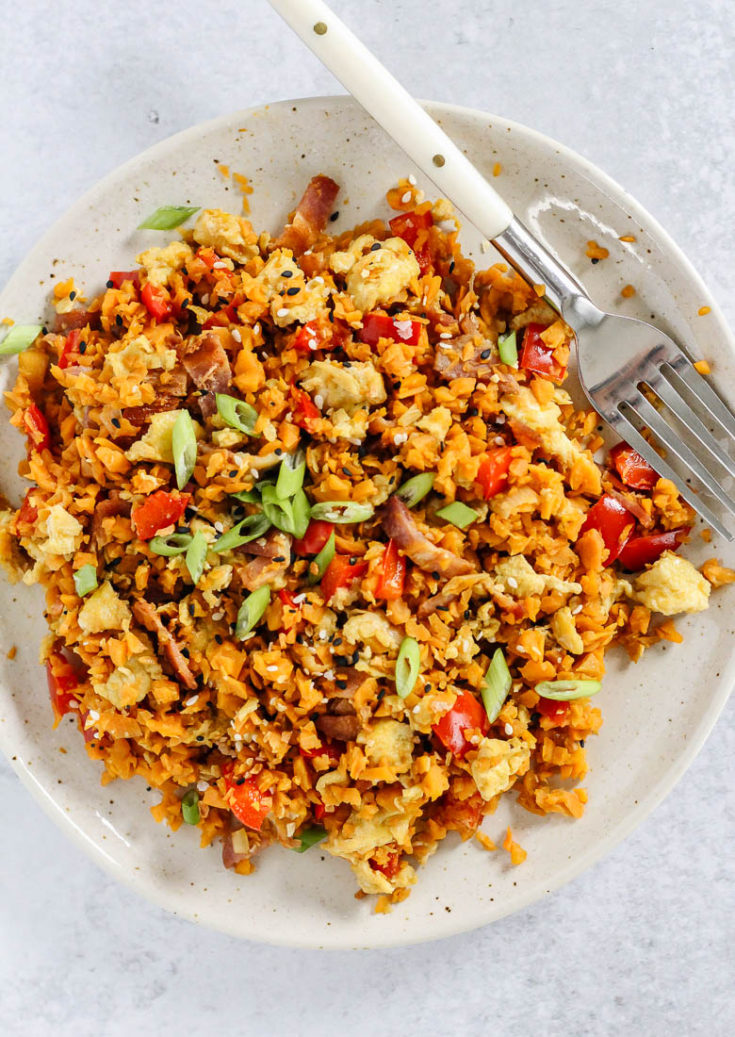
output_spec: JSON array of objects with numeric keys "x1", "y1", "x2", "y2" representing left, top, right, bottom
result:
[
  {"x1": 275, "y1": 450, "x2": 306, "y2": 500},
  {"x1": 185, "y1": 530, "x2": 208, "y2": 584},
  {"x1": 138, "y1": 205, "x2": 200, "y2": 230},
  {"x1": 0, "y1": 324, "x2": 43, "y2": 356},
  {"x1": 172, "y1": 410, "x2": 197, "y2": 490},
  {"x1": 73, "y1": 564, "x2": 98, "y2": 597},
  {"x1": 395, "y1": 473, "x2": 434, "y2": 508},
  {"x1": 395, "y1": 636, "x2": 421, "y2": 699},
  {"x1": 181, "y1": 789, "x2": 200, "y2": 825},
  {"x1": 535, "y1": 680, "x2": 603, "y2": 701},
  {"x1": 436, "y1": 501, "x2": 479, "y2": 529},
  {"x1": 262, "y1": 485, "x2": 311, "y2": 538},
  {"x1": 309, "y1": 501, "x2": 374, "y2": 524},
  {"x1": 214, "y1": 512, "x2": 271, "y2": 553},
  {"x1": 236, "y1": 585, "x2": 271, "y2": 639},
  {"x1": 292, "y1": 824, "x2": 328, "y2": 853},
  {"x1": 289, "y1": 488, "x2": 311, "y2": 539},
  {"x1": 230, "y1": 489, "x2": 262, "y2": 503},
  {"x1": 498, "y1": 330, "x2": 518, "y2": 368},
  {"x1": 149, "y1": 532, "x2": 192, "y2": 556},
  {"x1": 216, "y1": 394, "x2": 258, "y2": 435},
  {"x1": 307, "y1": 530, "x2": 336, "y2": 585},
  {"x1": 481, "y1": 648, "x2": 512, "y2": 723}
]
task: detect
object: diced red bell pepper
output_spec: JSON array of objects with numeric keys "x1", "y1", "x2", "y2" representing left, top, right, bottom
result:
[
  {"x1": 313, "y1": 802, "x2": 326, "y2": 822},
  {"x1": 609, "y1": 442, "x2": 658, "y2": 491},
  {"x1": 58, "y1": 328, "x2": 83, "y2": 369},
  {"x1": 291, "y1": 321, "x2": 333, "y2": 354},
  {"x1": 290, "y1": 386, "x2": 322, "y2": 432},
  {"x1": 16, "y1": 491, "x2": 38, "y2": 531},
  {"x1": 195, "y1": 247, "x2": 219, "y2": 270},
  {"x1": 108, "y1": 270, "x2": 141, "y2": 289},
  {"x1": 224, "y1": 776, "x2": 271, "y2": 831},
  {"x1": 132, "y1": 489, "x2": 190, "y2": 540},
  {"x1": 23, "y1": 404, "x2": 50, "y2": 451},
  {"x1": 476, "y1": 447, "x2": 514, "y2": 500},
  {"x1": 202, "y1": 299, "x2": 240, "y2": 330},
  {"x1": 371, "y1": 848, "x2": 401, "y2": 880},
  {"x1": 375, "y1": 539, "x2": 406, "y2": 600},
  {"x1": 617, "y1": 527, "x2": 689, "y2": 571},
  {"x1": 519, "y1": 323, "x2": 566, "y2": 382},
  {"x1": 320, "y1": 554, "x2": 368, "y2": 602},
  {"x1": 278, "y1": 589, "x2": 298, "y2": 609},
  {"x1": 579, "y1": 494, "x2": 634, "y2": 566},
  {"x1": 536, "y1": 697, "x2": 570, "y2": 723},
  {"x1": 299, "y1": 742, "x2": 341, "y2": 764},
  {"x1": 46, "y1": 653, "x2": 79, "y2": 727},
  {"x1": 141, "y1": 282, "x2": 174, "y2": 322},
  {"x1": 389, "y1": 209, "x2": 434, "y2": 274},
  {"x1": 432, "y1": 689, "x2": 489, "y2": 758},
  {"x1": 293, "y1": 519, "x2": 334, "y2": 556},
  {"x1": 359, "y1": 312, "x2": 423, "y2": 347}
]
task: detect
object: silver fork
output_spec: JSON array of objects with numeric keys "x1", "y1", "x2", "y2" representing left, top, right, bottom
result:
[{"x1": 270, "y1": 0, "x2": 735, "y2": 541}]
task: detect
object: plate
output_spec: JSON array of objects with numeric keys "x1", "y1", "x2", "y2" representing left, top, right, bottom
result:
[{"x1": 0, "y1": 96, "x2": 733, "y2": 949}]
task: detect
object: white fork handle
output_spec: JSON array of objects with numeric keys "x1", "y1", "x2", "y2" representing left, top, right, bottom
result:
[{"x1": 267, "y1": 0, "x2": 514, "y2": 240}]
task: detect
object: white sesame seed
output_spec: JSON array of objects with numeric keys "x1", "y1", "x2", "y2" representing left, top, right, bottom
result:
[
  {"x1": 87, "y1": 709, "x2": 100, "y2": 723},
  {"x1": 439, "y1": 331, "x2": 453, "y2": 340},
  {"x1": 266, "y1": 665, "x2": 278, "y2": 673},
  {"x1": 303, "y1": 249, "x2": 312, "y2": 256},
  {"x1": 212, "y1": 611, "x2": 224, "y2": 621},
  {"x1": 314, "y1": 395, "x2": 324, "y2": 409},
  {"x1": 253, "y1": 324, "x2": 261, "y2": 335},
  {"x1": 312, "y1": 275, "x2": 325, "y2": 285},
  {"x1": 408, "y1": 174, "x2": 417, "y2": 186},
  {"x1": 394, "y1": 432, "x2": 408, "y2": 445},
  {"x1": 214, "y1": 521, "x2": 224, "y2": 533},
  {"x1": 318, "y1": 630, "x2": 328, "y2": 641},
  {"x1": 231, "y1": 328, "x2": 242, "y2": 343},
  {"x1": 185, "y1": 695, "x2": 199, "y2": 707},
  {"x1": 250, "y1": 468, "x2": 260, "y2": 479},
  {"x1": 495, "y1": 413, "x2": 506, "y2": 424},
  {"x1": 360, "y1": 268, "x2": 370, "y2": 278},
  {"x1": 200, "y1": 293, "x2": 210, "y2": 305},
  {"x1": 276, "y1": 307, "x2": 289, "y2": 318},
  {"x1": 504, "y1": 723, "x2": 514, "y2": 736},
  {"x1": 401, "y1": 191, "x2": 412, "y2": 204},
  {"x1": 324, "y1": 669, "x2": 335, "y2": 680},
  {"x1": 212, "y1": 261, "x2": 227, "y2": 269},
  {"x1": 480, "y1": 239, "x2": 491, "y2": 253},
  {"x1": 292, "y1": 593, "x2": 306, "y2": 604},
  {"x1": 494, "y1": 436, "x2": 505, "y2": 446},
  {"x1": 197, "y1": 780, "x2": 208, "y2": 792},
  {"x1": 507, "y1": 576, "x2": 518, "y2": 589},
  {"x1": 572, "y1": 604, "x2": 583, "y2": 615}
]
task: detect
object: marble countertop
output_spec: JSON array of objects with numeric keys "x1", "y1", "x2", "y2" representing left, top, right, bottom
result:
[{"x1": 1, "y1": 1, "x2": 733, "y2": 1034}]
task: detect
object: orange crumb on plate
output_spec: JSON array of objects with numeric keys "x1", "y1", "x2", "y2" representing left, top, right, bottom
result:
[
  {"x1": 619, "y1": 234, "x2": 637, "y2": 243},
  {"x1": 217, "y1": 163, "x2": 230, "y2": 179},
  {"x1": 693, "y1": 360, "x2": 711, "y2": 375},
  {"x1": 621, "y1": 284, "x2": 636, "y2": 298},
  {"x1": 492, "y1": 162, "x2": 502, "y2": 177},
  {"x1": 701, "y1": 528, "x2": 712, "y2": 543},
  {"x1": 533, "y1": 283, "x2": 546, "y2": 297},
  {"x1": 6, "y1": 644, "x2": 16, "y2": 659},
  {"x1": 476, "y1": 831, "x2": 497, "y2": 852},
  {"x1": 586, "y1": 240, "x2": 609, "y2": 260},
  {"x1": 698, "y1": 306, "x2": 711, "y2": 316},
  {"x1": 502, "y1": 826, "x2": 527, "y2": 865}
]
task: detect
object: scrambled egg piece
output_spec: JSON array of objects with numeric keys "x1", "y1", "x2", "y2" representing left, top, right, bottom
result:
[
  {"x1": 105, "y1": 335, "x2": 177, "y2": 381},
  {"x1": 331, "y1": 236, "x2": 419, "y2": 311},
  {"x1": 470, "y1": 737, "x2": 531, "y2": 802},
  {"x1": 78, "y1": 581, "x2": 132, "y2": 633},
  {"x1": 417, "y1": 406, "x2": 453, "y2": 443},
  {"x1": 43, "y1": 505, "x2": 83, "y2": 558},
  {"x1": 328, "y1": 407, "x2": 369, "y2": 444},
  {"x1": 444, "y1": 624, "x2": 480, "y2": 664},
  {"x1": 551, "y1": 606, "x2": 585, "y2": 655},
  {"x1": 136, "y1": 242, "x2": 193, "y2": 287},
  {"x1": 126, "y1": 409, "x2": 202, "y2": 464},
  {"x1": 501, "y1": 385, "x2": 601, "y2": 491},
  {"x1": 494, "y1": 555, "x2": 581, "y2": 599},
  {"x1": 300, "y1": 360, "x2": 386, "y2": 412},
  {"x1": 250, "y1": 250, "x2": 330, "y2": 327},
  {"x1": 362, "y1": 719, "x2": 414, "y2": 774},
  {"x1": 192, "y1": 209, "x2": 258, "y2": 264},
  {"x1": 94, "y1": 653, "x2": 161, "y2": 709},
  {"x1": 632, "y1": 552, "x2": 710, "y2": 615},
  {"x1": 343, "y1": 610, "x2": 402, "y2": 653}
]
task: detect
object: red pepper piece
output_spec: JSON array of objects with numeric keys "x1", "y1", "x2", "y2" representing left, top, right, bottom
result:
[
  {"x1": 519, "y1": 323, "x2": 566, "y2": 382},
  {"x1": 617, "y1": 527, "x2": 690, "y2": 571},
  {"x1": 224, "y1": 776, "x2": 271, "y2": 831},
  {"x1": 58, "y1": 328, "x2": 83, "y2": 369},
  {"x1": 476, "y1": 446, "x2": 514, "y2": 500},
  {"x1": 108, "y1": 270, "x2": 141, "y2": 289},
  {"x1": 16, "y1": 491, "x2": 38, "y2": 531},
  {"x1": 320, "y1": 555, "x2": 368, "y2": 602},
  {"x1": 46, "y1": 653, "x2": 79, "y2": 727},
  {"x1": 293, "y1": 519, "x2": 334, "y2": 556},
  {"x1": 299, "y1": 742, "x2": 341, "y2": 764},
  {"x1": 141, "y1": 282, "x2": 174, "y2": 322},
  {"x1": 375, "y1": 539, "x2": 406, "y2": 600},
  {"x1": 579, "y1": 494, "x2": 634, "y2": 566},
  {"x1": 609, "y1": 442, "x2": 658, "y2": 491},
  {"x1": 371, "y1": 849, "x2": 401, "y2": 880},
  {"x1": 23, "y1": 404, "x2": 50, "y2": 451},
  {"x1": 359, "y1": 312, "x2": 423, "y2": 347},
  {"x1": 290, "y1": 386, "x2": 322, "y2": 432},
  {"x1": 132, "y1": 490, "x2": 190, "y2": 540},
  {"x1": 202, "y1": 299, "x2": 240, "y2": 330},
  {"x1": 536, "y1": 697, "x2": 570, "y2": 723},
  {"x1": 432, "y1": 690, "x2": 489, "y2": 758},
  {"x1": 389, "y1": 209, "x2": 434, "y2": 274}
]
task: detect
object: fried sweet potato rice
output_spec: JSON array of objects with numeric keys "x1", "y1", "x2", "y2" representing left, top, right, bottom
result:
[{"x1": 2, "y1": 174, "x2": 733, "y2": 909}]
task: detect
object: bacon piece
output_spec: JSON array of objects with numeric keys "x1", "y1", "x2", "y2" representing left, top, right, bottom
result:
[
  {"x1": 382, "y1": 496, "x2": 474, "y2": 578},
  {"x1": 132, "y1": 599, "x2": 197, "y2": 691},
  {"x1": 243, "y1": 530, "x2": 292, "y2": 560},
  {"x1": 122, "y1": 395, "x2": 183, "y2": 426},
  {"x1": 316, "y1": 713, "x2": 359, "y2": 741},
  {"x1": 604, "y1": 478, "x2": 655, "y2": 529},
  {"x1": 222, "y1": 832, "x2": 250, "y2": 870},
  {"x1": 434, "y1": 332, "x2": 499, "y2": 382},
  {"x1": 92, "y1": 493, "x2": 131, "y2": 546},
  {"x1": 272, "y1": 175, "x2": 340, "y2": 255},
  {"x1": 53, "y1": 309, "x2": 101, "y2": 334},
  {"x1": 182, "y1": 333, "x2": 232, "y2": 393}
]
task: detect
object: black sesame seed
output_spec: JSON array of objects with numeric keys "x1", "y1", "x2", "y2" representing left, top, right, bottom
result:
[
  {"x1": 437, "y1": 605, "x2": 449, "y2": 612},
  {"x1": 464, "y1": 609, "x2": 471, "y2": 620},
  {"x1": 468, "y1": 407, "x2": 478, "y2": 417},
  {"x1": 106, "y1": 280, "x2": 114, "y2": 289},
  {"x1": 69, "y1": 291, "x2": 76, "y2": 301},
  {"x1": 432, "y1": 571, "x2": 440, "y2": 580},
  {"x1": 78, "y1": 342, "x2": 87, "y2": 354},
  {"x1": 115, "y1": 314, "x2": 123, "y2": 326},
  {"x1": 111, "y1": 418, "x2": 121, "y2": 429},
  {"x1": 107, "y1": 557, "x2": 122, "y2": 568},
  {"x1": 281, "y1": 270, "x2": 294, "y2": 278},
  {"x1": 336, "y1": 679, "x2": 348, "y2": 690},
  {"x1": 350, "y1": 650, "x2": 359, "y2": 665},
  {"x1": 287, "y1": 286, "x2": 300, "y2": 296},
  {"x1": 273, "y1": 556, "x2": 286, "y2": 563},
  {"x1": 449, "y1": 260, "x2": 455, "y2": 273},
  {"x1": 328, "y1": 310, "x2": 334, "y2": 323},
  {"x1": 349, "y1": 557, "x2": 357, "y2": 566},
  {"x1": 228, "y1": 470, "x2": 238, "y2": 478},
  {"x1": 341, "y1": 466, "x2": 352, "y2": 477},
  {"x1": 329, "y1": 211, "x2": 339, "y2": 222},
  {"x1": 196, "y1": 735, "x2": 204, "y2": 742},
  {"x1": 377, "y1": 689, "x2": 386, "y2": 701},
  {"x1": 591, "y1": 257, "x2": 599, "y2": 265},
  {"x1": 333, "y1": 637, "x2": 343, "y2": 647},
  {"x1": 275, "y1": 448, "x2": 283, "y2": 456},
  {"x1": 370, "y1": 242, "x2": 382, "y2": 251},
  {"x1": 236, "y1": 777, "x2": 246, "y2": 786},
  {"x1": 181, "y1": 299, "x2": 189, "y2": 310},
  {"x1": 181, "y1": 648, "x2": 190, "y2": 658},
  {"x1": 214, "y1": 634, "x2": 223, "y2": 644},
  {"x1": 480, "y1": 349, "x2": 491, "y2": 360},
  {"x1": 580, "y1": 739, "x2": 586, "y2": 747},
  {"x1": 189, "y1": 604, "x2": 195, "y2": 616}
]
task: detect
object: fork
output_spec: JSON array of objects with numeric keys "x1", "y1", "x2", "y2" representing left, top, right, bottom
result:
[{"x1": 269, "y1": 0, "x2": 735, "y2": 541}]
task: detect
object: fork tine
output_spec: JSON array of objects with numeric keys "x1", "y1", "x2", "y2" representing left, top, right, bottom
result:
[
  {"x1": 668, "y1": 358, "x2": 735, "y2": 440},
  {"x1": 630, "y1": 395, "x2": 735, "y2": 518},
  {"x1": 615, "y1": 409, "x2": 733, "y2": 541},
  {"x1": 652, "y1": 374, "x2": 735, "y2": 481}
]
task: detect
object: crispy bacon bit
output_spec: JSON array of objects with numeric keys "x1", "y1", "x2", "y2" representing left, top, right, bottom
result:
[
  {"x1": 433, "y1": 333, "x2": 499, "y2": 382},
  {"x1": 243, "y1": 530, "x2": 292, "y2": 560},
  {"x1": 316, "y1": 713, "x2": 359, "y2": 741},
  {"x1": 53, "y1": 310, "x2": 101, "y2": 334},
  {"x1": 222, "y1": 832, "x2": 250, "y2": 870},
  {"x1": 132, "y1": 599, "x2": 197, "y2": 691},
  {"x1": 604, "y1": 479, "x2": 655, "y2": 529},
  {"x1": 91, "y1": 493, "x2": 131, "y2": 546},
  {"x1": 272, "y1": 175, "x2": 340, "y2": 255},
  {"x1": 383, "y1": 496, "x2": 474, "y2": 578},
  {"x1": 182, "y1": 333, "x2": 232, "y2": 394},
  {"x1": 122, "y1": 396, "x2": 181, "y2": 426}
]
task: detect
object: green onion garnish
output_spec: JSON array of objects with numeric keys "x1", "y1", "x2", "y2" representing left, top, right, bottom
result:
[
  {"x1": 292, "y1": 824, "x2": 327, "y2": 853},
  {"x1": 395, "y1": 636, "x2": 421, "y2": 699},
  {"x1": 172, "y1": 410, "x2": 197, "y2": 490},
  {"x1": 498, "y1": 330, "x2": 518, "y2": 368},
  {"x1": 214, "y1": 512, "x2": 271, "y2": 553},
  {"x1": 138, "y1": 205, "x2": 200, "y2": 230},
  {"x1": 231, "y1": 488, "x2": 265, "y2": 504},
  {"x1": 236, "y1": 584, "x2": 271, "y2": 639},
  {"x1": 481, "y1": 648, "x2": 512, "y2": 723},
  {"x1": 0, "y1": 324, "x2": 43, "y2": 356},
  {"x1": 185, "y1": 530, "x2": 208, "y2": 584},
  {"x1": 395, "y1": 473, "x2": 434, "y2": 508},
  {"x1": 216, "y1": 394, "x2": 258, "y2": 435},
  {"x1": 262, "y1": 485, "x2": 311, "y2": 539},
  {"x1": 535, "y1": 679, "x2": 602, "y2": 701},
  {"x1": 289, "y1": 488, "x2": 311, "y2": 539},
  {"x1": 275, "y1": 450, "x2": 306, "y2": 500},
  {"x1": 308, "y1": 530, "x2": 336, "y2": 585},
  {"x1": 73, "y1": 564, "x2": 98, "y2": 597},
  {"x1": 181, "y1": 789, "x2": 200, "y2": 825},
  {"x1": 309, "y1": 501, "x2": 374, "y2": 524},
  {"x1": 150, "y1": 532, "x2": 192, "y2": 556},
  {"x1": 435, "y1": 501, "x2": 479, "y2": 529}
]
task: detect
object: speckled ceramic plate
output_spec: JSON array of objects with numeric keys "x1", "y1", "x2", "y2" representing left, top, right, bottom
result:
[{"x1": 0, "y1": 96, "x2": 733, "y2": 949}]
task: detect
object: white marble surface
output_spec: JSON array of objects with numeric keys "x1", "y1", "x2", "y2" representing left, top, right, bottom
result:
[{"x1": 1, "y1": 0, "x2": 734, "y2": 1033}]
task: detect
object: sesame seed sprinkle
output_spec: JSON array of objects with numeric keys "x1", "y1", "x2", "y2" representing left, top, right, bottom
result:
[
  {"x1": 408, "y1": 174, "x2": 417, "y2": 185},
  {"x1": 231, "y1": 328, "x2": 242, "y2": 343},
  {"x1": 401, "y1": 191, "x2": 412, "y2": 203},
  {"x1": 276, "y1": 307, "x2": 289, "y2": 318},
  {"x1": 504, "y1": 723, "x2": 514, "y2": 736}
]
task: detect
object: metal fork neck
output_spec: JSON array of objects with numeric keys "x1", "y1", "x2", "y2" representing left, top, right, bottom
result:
[{"x1": 493, "y1": 217, "x2": 592, "y2": 318}]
